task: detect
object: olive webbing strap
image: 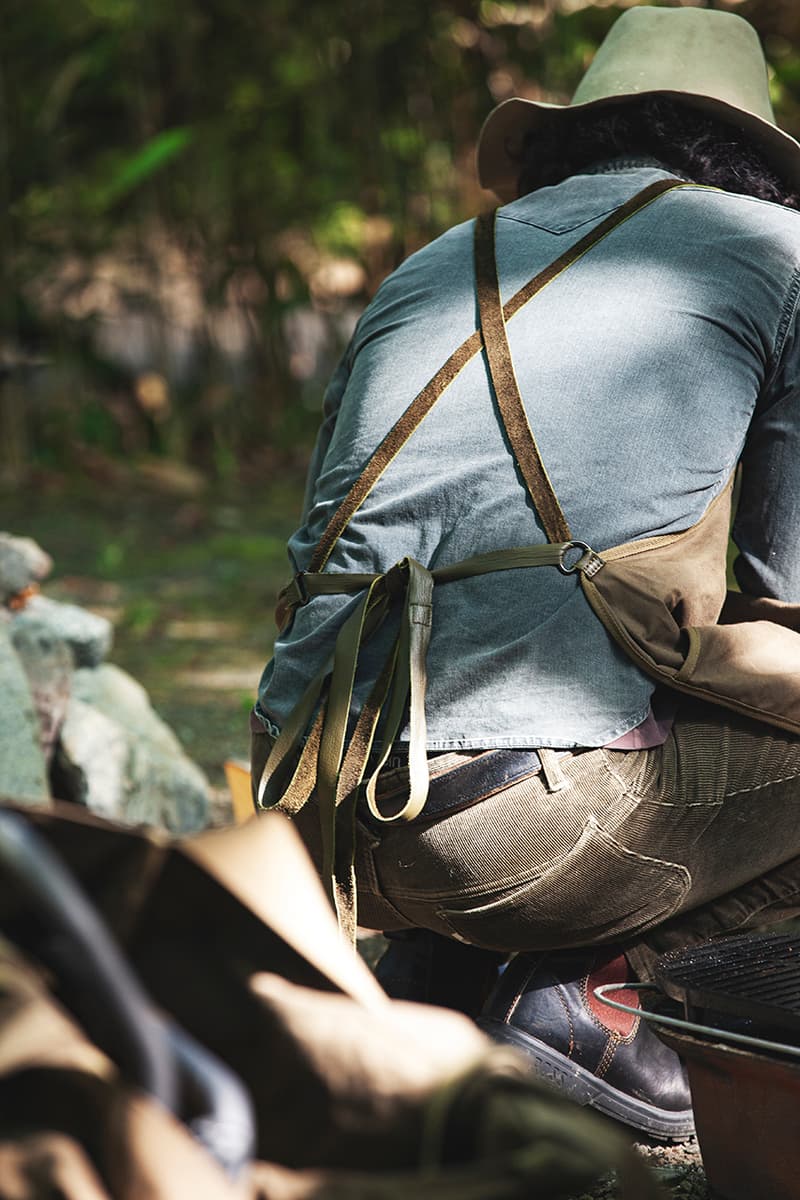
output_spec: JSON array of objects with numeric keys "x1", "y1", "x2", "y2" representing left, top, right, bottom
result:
[
  {"x1": 285, "y1": 542, "x2": 571, "y2": 608},
  {"x1": 301, "y1": 177, "x2": 687, "y2": 583},
  {"x1": 330, "y1": 558, "x2": 434, "y2": 938},
  {"x1": 259, "y1": 558, "x2": 435, "y2": 943},
  {"x1": 257, "y1": 678, "x2": 327, "y2": 814},
  {"x1": 315, "y1": 576, "x2": 384, "y2": 936},
  {"x1": 326, "y1": 643, "x2": 403, "y2": 939}
]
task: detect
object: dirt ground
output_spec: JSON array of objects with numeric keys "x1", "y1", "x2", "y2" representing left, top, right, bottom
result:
[{"x1": 573, "y1": 1138, "x2": 709, "y2": 1200}]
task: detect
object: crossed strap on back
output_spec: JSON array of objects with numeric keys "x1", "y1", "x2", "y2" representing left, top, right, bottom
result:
[{"x1": 259, "y1": 178, "x2": 688, "y2": 939}]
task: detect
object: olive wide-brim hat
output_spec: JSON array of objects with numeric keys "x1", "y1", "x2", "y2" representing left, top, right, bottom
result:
[{"x1": 477, "y1": 6, "x2": 800, "y2": 203}]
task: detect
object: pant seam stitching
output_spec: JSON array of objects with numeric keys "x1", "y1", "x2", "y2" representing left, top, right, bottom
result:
[{"x1": 725, "y1": 769, "x2": 800, "y2": 798}]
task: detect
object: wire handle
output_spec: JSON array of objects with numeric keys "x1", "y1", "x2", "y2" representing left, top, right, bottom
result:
[{"x1": 594, "y1": 982, "x2": 800, "y2": 1061}]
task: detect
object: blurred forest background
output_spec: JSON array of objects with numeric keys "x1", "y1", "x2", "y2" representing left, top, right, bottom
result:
[{"x1": 2, "y1": 0, "x2": 799, "y2": 781}]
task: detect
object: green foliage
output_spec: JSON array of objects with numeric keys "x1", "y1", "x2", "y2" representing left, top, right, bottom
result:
[
  {"x1": 122, "y1": 595, "x2": 161, "y2": 636},
  {"x1": 95, "y1": 127, "x2": 194, "y2": 210},
  {"x1": 3, "y1": 1, "x2": 800, "y2": 479},
  {"x1": 314, "y1": 204, "x2": 372, "y2": 257},
  {"x1": 98, "y1": 541, "x2": 125, "y2": 574}
]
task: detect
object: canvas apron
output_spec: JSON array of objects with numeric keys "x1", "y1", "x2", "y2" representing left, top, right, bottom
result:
[{"x1": 255, "y1": 178, "x2": 800, "y2": 939}]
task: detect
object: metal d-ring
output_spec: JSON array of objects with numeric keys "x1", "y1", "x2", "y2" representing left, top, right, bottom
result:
[{"x1": 557, "y1": 540, "x2": 595, "y2": 575}]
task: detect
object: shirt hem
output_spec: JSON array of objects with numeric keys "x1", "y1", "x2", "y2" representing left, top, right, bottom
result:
[{"x1": 258, "y1": 704, "x2": 654, "y2": 753}]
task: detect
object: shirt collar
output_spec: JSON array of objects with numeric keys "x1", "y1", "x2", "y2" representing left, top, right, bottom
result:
[{"x1": 581, "y1": 155, "x2": 691, "y2": 181}]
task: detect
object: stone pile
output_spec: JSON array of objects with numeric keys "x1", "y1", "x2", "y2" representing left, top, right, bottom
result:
[{"x1": 0, "y1": 532, "x2": 210, "y2": 832}]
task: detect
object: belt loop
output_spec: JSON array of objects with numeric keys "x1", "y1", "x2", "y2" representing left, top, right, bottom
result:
[{"x1": 539, "y1": 748, "x2": 570, "y2": 793}]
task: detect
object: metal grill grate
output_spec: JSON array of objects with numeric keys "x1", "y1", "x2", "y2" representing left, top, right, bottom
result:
[{"x1": 655, "y1": 932, "x2": 800, "y2": 1040}]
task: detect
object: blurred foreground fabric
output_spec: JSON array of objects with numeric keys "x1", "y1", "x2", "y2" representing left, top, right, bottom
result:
[{"x1": 0, "y1": 802, "x2": 661, "y2": 1199}]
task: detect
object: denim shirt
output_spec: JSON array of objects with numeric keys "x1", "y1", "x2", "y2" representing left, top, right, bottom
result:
[{"x1": 258, "y1": 163, "x2": 800, "y2": 749}]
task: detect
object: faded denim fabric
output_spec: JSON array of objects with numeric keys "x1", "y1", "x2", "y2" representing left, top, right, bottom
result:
[{"x1": 258, "y1": 162, "x2": 800, "y2": 750}]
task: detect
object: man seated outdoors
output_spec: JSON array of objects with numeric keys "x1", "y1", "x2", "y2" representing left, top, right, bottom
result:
[{"x1": 251, "y1": 6, "x2": 800, "y2": 1142}]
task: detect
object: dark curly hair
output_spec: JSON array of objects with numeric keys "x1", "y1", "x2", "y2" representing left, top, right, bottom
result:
[{"x1": 516, "y1": 96, "x2": 800, "y2": 209}]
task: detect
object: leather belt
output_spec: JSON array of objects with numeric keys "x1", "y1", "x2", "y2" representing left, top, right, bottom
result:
[
  {"x1": 254, "y1": 709, "x2": 581, "y2": 829},
  {"x1": 366, "y1": 747, "x2": 571, "y2": 826}
]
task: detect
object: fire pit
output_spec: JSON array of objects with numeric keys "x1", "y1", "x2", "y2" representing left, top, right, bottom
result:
[
  {"x1": 654, "y1": 933, "x2": 800, "y2": 1200},
  {"x1": 597, "y1": 932, "x2": 800, "y2": 1200},
  {"x1": 655, "y1": 931, "x2": 800, "y2": 1037}
]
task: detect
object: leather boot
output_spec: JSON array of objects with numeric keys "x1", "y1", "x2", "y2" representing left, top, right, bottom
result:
[
  {"x1": 478, "y1": 947, "x2": 694, "y2": 1139},
  {"x1": 375, "y1": 929, "x2": 505, "y2": 1017}
]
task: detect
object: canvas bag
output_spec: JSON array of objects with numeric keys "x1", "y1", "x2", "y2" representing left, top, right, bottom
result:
[{"x1": 258, "y1": 178, "x2": 800, "y2": 936}]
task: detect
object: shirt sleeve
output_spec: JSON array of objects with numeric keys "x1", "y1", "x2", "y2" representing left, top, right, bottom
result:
[
  {"x1": 299, "y1": 347, "x2": 352, "y2": 526},
  {"x1": 732, "y1": 275, "x2": 800, "y2": 602}
]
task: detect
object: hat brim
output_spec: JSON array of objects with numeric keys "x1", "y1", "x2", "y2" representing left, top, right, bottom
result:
[{"x1": 477, "y1": 90, "x2": 800, "y2": 203}]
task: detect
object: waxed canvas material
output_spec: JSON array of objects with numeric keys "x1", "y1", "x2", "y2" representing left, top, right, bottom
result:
[{"x1": 581, "y1": 487, "x2": 800, "y2": 736}]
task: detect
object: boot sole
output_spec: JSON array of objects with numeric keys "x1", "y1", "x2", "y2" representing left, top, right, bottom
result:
[{"x1": 478, "y1": 1018, "x2": 695, "y2": 1141}]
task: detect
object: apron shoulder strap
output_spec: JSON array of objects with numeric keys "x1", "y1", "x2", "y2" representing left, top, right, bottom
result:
[
  {"x1": 473, "y1": 177, "x2": 686, "y2": 543},
  {"x1": 298, "y1": 176, "x2": 687, "y2": 590}
]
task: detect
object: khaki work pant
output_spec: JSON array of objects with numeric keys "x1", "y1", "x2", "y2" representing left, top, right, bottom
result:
[{"x1": 254, "y1": 698, "x2": 800, "y2": 981}]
